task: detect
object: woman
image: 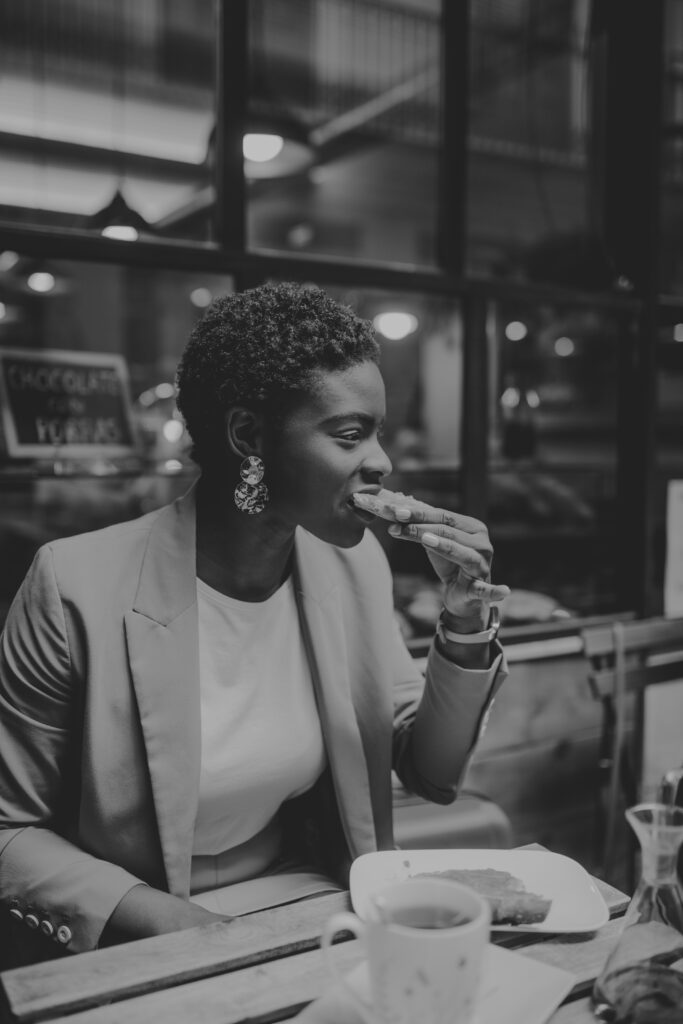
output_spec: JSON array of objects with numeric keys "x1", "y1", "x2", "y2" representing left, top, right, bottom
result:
[{"x1": 0, "y1": 282, "x2": 508, "y2": 962}]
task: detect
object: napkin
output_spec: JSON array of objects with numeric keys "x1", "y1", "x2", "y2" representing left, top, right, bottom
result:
[{"x1": 295, "y1": 942, "x2": 574, "y2": 1024}]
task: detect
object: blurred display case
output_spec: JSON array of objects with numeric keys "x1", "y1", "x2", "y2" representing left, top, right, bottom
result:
[{"x1": 0, "y1": 257, "x2": 230, "y2": 623}]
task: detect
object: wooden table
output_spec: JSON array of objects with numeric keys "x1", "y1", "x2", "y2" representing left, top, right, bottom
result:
[{"x1": 0, "y1": 868, "x2": 629, "y2": 1024}]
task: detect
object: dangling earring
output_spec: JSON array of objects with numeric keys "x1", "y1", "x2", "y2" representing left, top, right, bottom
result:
[{"x1": 234, "y1": 455, "x2": 269, "y2": 514}]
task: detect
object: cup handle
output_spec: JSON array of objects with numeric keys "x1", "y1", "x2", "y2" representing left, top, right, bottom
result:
[{"x1": 320, "y1": 912, "x2": 378, "y2": 1024}]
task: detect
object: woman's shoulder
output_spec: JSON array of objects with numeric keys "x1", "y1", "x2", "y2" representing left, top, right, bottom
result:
[
  {"x1": 34, "y1": 502, "x2": 178, "y2": 604},
  {"x1": 46, "y1": 504, "x2": 164, "y2": 562}
]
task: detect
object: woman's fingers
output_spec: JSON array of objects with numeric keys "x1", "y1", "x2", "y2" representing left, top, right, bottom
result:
[
  {"x1": 394, "y1": 504, "x2": 484, "y2": 534},
  {"x1": 462, "y1": 577, "x2": 511, "y2": 602},
  {"x1": 388, "y1": 522, "x2": 492, "y2": 579},
  {"x1": 386, "y1": 503, "x2": 509, "y2": 601}
]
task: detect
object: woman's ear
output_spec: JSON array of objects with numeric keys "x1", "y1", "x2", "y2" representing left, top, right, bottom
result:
[{"x1": 224, "y1": 406, "x2": 264, "y2": 460}]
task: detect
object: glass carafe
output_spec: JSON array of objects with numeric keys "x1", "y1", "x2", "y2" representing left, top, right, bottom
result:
[{"x1": 592, "y1": 803, "x2": 683, "y2": 1023}]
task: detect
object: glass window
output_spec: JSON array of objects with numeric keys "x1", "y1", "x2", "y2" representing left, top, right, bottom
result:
[
  {"x1": 486, "y1": 296, "x2": 628, "y2": 620},
  {"x1": 661, "y1": 0, "x2": 683, "y2": 295},
  {"x1": 654, "y1": 306, "x2": 683, "y2": 611},
  {"x1": 0, "y1": 0, "x2": 218, "y2": 243},
  {"x1": 0, "y1": 257, "x2": 232, "y2": 624},
  {"x1": 466, "y1": 0, "x2": 609, "y2": 289},
  {"x1": 247, "y1": 0, "x2": 443, "y2": 266}
]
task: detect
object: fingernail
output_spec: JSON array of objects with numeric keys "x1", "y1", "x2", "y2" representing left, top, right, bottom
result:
[
  {"x1": 387, "y1": 524, "x2": 401, "y2": 536},
  {"x1": 395, "y1": 508, "x2": 411, "y2": 521},
  {"x1": 422, "y1": 532, "x2": 439, "y2": 547}
]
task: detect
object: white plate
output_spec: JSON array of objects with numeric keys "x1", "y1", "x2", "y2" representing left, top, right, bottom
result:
[{"x1": 350, "y1": 849, "x2": 609, "y2": 933}]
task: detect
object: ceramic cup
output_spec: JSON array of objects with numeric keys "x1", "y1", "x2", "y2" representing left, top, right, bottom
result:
[{"x1": 320, "y1": 877, "x2": 490, "y2": 1024}]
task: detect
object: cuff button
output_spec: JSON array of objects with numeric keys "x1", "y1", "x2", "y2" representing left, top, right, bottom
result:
[
  {"x1": 40, "y1": 920, "x2": 54, "y2": 937},
  {"x1": 56, "y1": 924, "x2": 72, "y2": 945},
  {"x1": 25, "y1": 913, "x2": 39, "y2": 929},
  {"x1": 9, "y1": 907, "x2": 24, "y2": 921}
]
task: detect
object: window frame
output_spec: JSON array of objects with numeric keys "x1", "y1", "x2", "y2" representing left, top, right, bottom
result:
[{"x1": 0, "y1": 0, "x2": 671, "y2": 619}]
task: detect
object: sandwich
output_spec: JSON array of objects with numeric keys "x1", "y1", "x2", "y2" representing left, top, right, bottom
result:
[
  {"x1": 350, "y1": 488, "x2": 431, "y2": 521},
  {"x1": 413, "y1": 867, "x2": 552, "y2": 926}
]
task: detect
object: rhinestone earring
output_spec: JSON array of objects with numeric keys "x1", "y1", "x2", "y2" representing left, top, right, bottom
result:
[{"x1": 234, "y1": 455, "x2": 269, "y2": 514}]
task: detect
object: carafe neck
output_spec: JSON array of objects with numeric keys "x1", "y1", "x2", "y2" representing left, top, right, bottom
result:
[{"x1": 640, "y1": 846, "x2": 681, "y2": 885}]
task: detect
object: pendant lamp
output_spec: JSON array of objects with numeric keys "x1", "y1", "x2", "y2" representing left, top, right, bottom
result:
[{"x1": 88, "y1": 188, "x2": 151, "y2": 241}]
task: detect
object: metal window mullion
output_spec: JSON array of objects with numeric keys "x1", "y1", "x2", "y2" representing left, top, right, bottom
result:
[
  {"x1": 215, "y1": 0, "x2": 247, "y2": 253},
  {"x1": 437, "y1": 0, "x2": 469, "y2": 278}
]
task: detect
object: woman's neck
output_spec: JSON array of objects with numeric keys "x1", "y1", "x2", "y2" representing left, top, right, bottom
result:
[{"x1": 195, "y1": 474, "x2": 294, "y2": 601}]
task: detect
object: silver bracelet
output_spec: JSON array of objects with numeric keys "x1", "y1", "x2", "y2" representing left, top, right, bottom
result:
[{"x1": 436, "y1": 605, "x2": 500, "y2": 645}]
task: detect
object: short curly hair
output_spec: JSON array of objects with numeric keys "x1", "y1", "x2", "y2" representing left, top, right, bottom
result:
[{"x1": 175, "y1": 281, "x2": 380, "y2": 469}]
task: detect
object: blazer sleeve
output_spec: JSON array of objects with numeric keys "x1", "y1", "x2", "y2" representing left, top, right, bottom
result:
[
  {"x1": 393, "y1": 639, "x2": 507, "y2": 804},
  {"x1": 0, "y1": 546, "x2": 145, "y2": 954},
  {"x1": 381, "y1": 560, "x2": 508, "y2": 805}
]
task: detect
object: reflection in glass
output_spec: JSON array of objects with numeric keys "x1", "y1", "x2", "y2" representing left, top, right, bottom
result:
[
  {"x1": 466, "y1": 0, "x2": 612, "y2": 289},
  {"x1": 487, "y1": 297, "x2": 625, "y2": 619},
  {"x1": 247, "y1": 0, "x2": 442, "y2": 266},
  {"x1": 0, "y1": 0, "x2": 217, "y2": 242}
]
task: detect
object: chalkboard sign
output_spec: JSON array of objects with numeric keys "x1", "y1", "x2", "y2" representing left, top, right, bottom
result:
[{"x1": 0, "y1": 348, "x2": 136, "y2": 458}]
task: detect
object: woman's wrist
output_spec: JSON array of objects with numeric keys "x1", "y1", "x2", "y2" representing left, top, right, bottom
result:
[
  {"x1": 435, "y1": 632, "x2": 492, "y2": 669},
  {"x1": 440, "y1": 606, "x2": 488, "y2": 634},
  {"x1": 100, "y1": 884, "x2": 231, "y2": 945},
  {"x1": 435, "y1": 605, "x2": 497, "y2": 668}
]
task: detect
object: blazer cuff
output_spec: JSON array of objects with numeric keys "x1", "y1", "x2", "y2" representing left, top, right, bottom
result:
[
  {"x1": 0, "y1": 827, "x2": 148, "y2": 954},
  {"x1": 427, "y1": 638, "x2": 507, "y2": 711}
]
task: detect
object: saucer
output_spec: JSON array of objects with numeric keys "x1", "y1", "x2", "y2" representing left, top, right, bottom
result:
[{"x1": 294, "y1": 943, "x2": 574, "y2": 1023}]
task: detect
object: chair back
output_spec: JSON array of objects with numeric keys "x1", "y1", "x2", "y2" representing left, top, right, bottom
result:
[{"x1": 581, "y1": 616, "x2": 683, "y2": 886}]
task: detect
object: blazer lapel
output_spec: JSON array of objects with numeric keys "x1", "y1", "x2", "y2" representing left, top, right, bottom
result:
[
  {"x1": 124, "y1": 484, "x2": 200, "y2": 898},
  {"x1": 293, "y1": 530, "x2": 377, "y2": 858}
]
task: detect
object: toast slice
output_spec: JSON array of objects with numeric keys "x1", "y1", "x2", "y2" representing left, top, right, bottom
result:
[
  {"x1": 350, "y1": 488, "x2": 431, "y2": 522},
  {"x1": 414, "y1": 867, "x2": 552, "y2": 926}
]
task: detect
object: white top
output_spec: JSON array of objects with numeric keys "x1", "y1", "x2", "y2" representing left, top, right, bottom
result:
[{"x1": 192, "y1": 575, "x2": 326, "y2": 859}]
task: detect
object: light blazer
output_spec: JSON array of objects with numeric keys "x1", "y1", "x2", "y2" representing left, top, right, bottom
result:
[{"x1": 0, "y1": 483, "x2": 506, "y2": 956}]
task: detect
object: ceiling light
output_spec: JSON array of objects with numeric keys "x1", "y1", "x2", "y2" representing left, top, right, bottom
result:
[
  {"x1": 162, "y1": 420, "x2": 184, "y2": 443},
  {"x1": 243, "y1": 133, "x2": 284, "y2": 163},
  {"x1": 102, "y1": 225, "x2": 139, "y2": 242},
  {"x1": 27, "y1": 271, "x2": 55, "y2": 293},
  {"x1": 373, "y1": 312, "x2": 418, "y2": 341},
  {"x1": 554, "y1": 336, "x2": 575, "y2": 357},
  {"x1": 205, "y1": 117, "x2": 314, "y2": 181},
  {"x1": 526, "y1": 389, "x2": 541, "y2": 408},
  {"x1": 500, "y1": 386, "x2": 521, "y2": 409},
  {"x1": 505, "y1": 321, "x2": 528, "y2": 341},
  {"x1": 674, "y1": 324, "x2": 683, "y2": 343},
  {"x1": 241, "y1": 117, "x2": 314, "y2": 180},
  {"x1": 0, "y1": 250, "x2": 19, "y2": 272},
  {"x1": 88, "y1": 188, "x2": 150, "y2": 241},
  {"x1": 154, "y1": 382, "x2": 175, "y2": 400},
  {"x1": 287, "y1": 223, "x2": 315, "y2": 249},
  {"x1": 190, "y1": 287, "x2": 213, "y2": 309},
  {"x1": 0, "y1": 302, "x2": 6, "y2": 320}
]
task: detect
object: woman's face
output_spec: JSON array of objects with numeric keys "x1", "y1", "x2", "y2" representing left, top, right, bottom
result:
[{"x1": 263, "y1": 360, "x2": 392, "y2": 547}]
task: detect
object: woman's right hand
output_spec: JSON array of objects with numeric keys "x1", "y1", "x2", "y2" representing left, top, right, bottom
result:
[{"x1": 100, "y1": 883, "x2": 233, "y2": 946}]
